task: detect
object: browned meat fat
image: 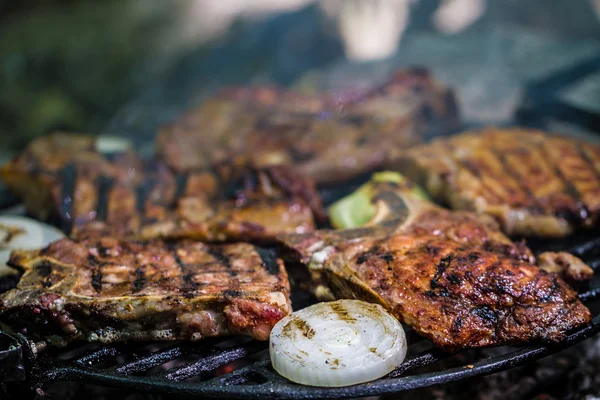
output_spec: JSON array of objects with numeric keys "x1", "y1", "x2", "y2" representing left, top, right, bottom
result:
[
  {"x1": 156, "y1": 68, "x2": 459, "y2": 184},
  {"x1": 0, "y1": 133, "x2": 324, "y2": 243},
  {"x1": 396, "y1": 128, "x2": 600, "y2": 238},
  {"x1": 0, "y1": 238, "x2": 291, "y2": 346},
  {"x1": 279, "y1": 176, "x2": 592, "y2": 351}
]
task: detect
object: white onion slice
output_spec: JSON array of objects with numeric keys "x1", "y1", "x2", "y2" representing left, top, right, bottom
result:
[
  {"x1": 0, "y1": 216, "x2": 65, "y2": 276},
  {"x1": 270, "y1": 299, "x2": 407, "y2": 387}
]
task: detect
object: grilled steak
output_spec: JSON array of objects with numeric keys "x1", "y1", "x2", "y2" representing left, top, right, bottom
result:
[
  {"x1": 0, "y1": 237, "x2": 291, "y2": 346},
  {"x1": 0, "y1": 133, "x2": 324, "y2": 242},
  {"x1": 396, "y1": 128, "x2": 600, "y2": 238},
  {"x1": 156, "y1": 68, "x2": 459, "y2": 184},
  {"x1": 279, "y1": 174, "x2": 592, "y2": 351}
]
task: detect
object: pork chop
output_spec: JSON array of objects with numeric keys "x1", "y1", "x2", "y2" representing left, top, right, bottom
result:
[
  {"x1": 0, "y1": 133, "x2": 324, "y2": 242},
  {"x1": 156, "y1": 68, "x2": 459, "y2": 184},
  {"x1": 0, "y1": 237, "x2": 291, "y2": 346},
  {"x1": 279, "y1": 173, "x2": 592, "y2": 351},
  {"x1": 395, "y1": 128, "x2": 600, "y2": 238}
]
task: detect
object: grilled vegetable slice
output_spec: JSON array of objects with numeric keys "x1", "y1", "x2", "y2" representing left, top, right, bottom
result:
[
  {"x1": 328, "y1": 171, "x2": 429, "y2": 229},
  {"x1": 269, "y1": 299, "x2": 407, "y2": 387}
]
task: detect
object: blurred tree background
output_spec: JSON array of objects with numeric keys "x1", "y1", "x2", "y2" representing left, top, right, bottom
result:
[{"x1": 0, "y1": 0, "x2": 203, "y2": 152}]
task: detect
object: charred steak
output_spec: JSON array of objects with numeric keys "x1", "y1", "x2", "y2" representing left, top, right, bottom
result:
[
  {"x1": 0, "y1": 237, "x2": 291, "y2": 346},
  {"x1": 279, "y1": 174, "x2": 592, "y2": 351},
  {"x1": 0, "y1": 133, "x2": 324, "y2": 242},
  {"x1": 156, "y1": 68, "x2": 459, "y2": 184},
  {"x1": 396, "y1": 128, "x2": 600, "y2": 238}
]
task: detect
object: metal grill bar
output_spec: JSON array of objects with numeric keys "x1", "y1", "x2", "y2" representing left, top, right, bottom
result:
[
  {"x1": 73, "y1": 347, "x2": 120, "y2": 367},
  {"x1": 163, "y1": 342, "x2": 266, "y2": 381},
  {"x1": 113, "y1": 345, "x2": 188, "y2": 375}
]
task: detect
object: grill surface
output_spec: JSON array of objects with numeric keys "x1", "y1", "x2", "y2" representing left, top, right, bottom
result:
[
  {"x1": 1, "y1": 224, "x2": 599, "y2": 399},
  {"x1": 1, "y1": 29, "x2": 600, "y2": 400}
]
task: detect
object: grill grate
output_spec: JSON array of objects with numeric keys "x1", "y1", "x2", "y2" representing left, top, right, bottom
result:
[{"x1": 1, "y1": 235, "x2": 598, "y2": 400}]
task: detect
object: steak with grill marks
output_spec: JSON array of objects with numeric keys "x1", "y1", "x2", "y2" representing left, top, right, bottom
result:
[
  {"x1": 0, "y1": 133, "x2": 324, "y2": 242},
  {"x1": 279, "y1": 175, "x2": 592, "y2": 351},
  {"x1": 156, "y1": 68, "x2": 459, "y2": 184},
  {"x1": 0, "y1": 237, "x2": 290, "y2": 346},
  {"x1": 395, "y1": 128, "x2": 600, "y2": 238}
]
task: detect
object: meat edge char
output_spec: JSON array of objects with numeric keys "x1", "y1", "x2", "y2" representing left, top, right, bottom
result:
[
  {"x1": 0, "y1": 291, "x2": 289, "y2": 347},
  {"x1": 0, "y1": 243, "x2": 292, "y2": 347}
]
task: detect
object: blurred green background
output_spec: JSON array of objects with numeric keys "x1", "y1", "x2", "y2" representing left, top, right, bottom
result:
[{"x1": 1, "y1": 0, "x2": 599, "y2": 154}]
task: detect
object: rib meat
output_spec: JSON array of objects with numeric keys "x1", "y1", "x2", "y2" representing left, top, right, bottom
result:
[
  {"x1": 156, "y1": 68, "x2": 459, "y2": 184},
  {"x1": 0, "y1": 133, "x2": 324, "y2": 242},
  {"x1": 279, "y1": 176, "x2": 592, "y2": 351},
  {"x1": 396, "y1": 128, "x2": 600, "y2": 237},
  {"x1": 0, "y1": 237, "x2": 291, "y2": 346}
]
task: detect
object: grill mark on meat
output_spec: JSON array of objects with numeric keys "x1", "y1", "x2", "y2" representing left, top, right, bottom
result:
[
  {"x1": 181, "y1": 273, "x2": 200, "y2": 298},
  {"x1": 456, "y1": 158, "x2": 502, "y2": 204},
  {"x1": 174, "y1": 172, "x2": 189, "y2": 200},
  {"x1": 576, "y1": 141, "x2": 600, "y2": 214},
  {"x1": 171, "y1": 250, "x2": 203, "y2": 298},
  {"x1": 59, "y1": 163, "x2": 77, "y2": 233},
  {"x1": 539, "y1": 143, "x2": 584, "y2": 222},
  {"x1": 89, "y1": 255, "x2": 104, "y2": 294},
  {"x1": 577, "y1": 142, "x2": 600, "y2": 179},
  {"x1": 205, "y1": 246, "x2": 231, "y2": 269},
  {"x1": 451, "y1": 316, "x2": 462, "y2": 334},
  {"x1": 132, "y1": 267, "x2": 146, "y2": 293},
  {"x1": 221, "y1": 169, "x2": 259, "y2": 202},
  {"x1": 95, "y1": 175, "x2": 116, "y2": 222},
  {"x1": 493, "y1": 147, "x2": 540, "y2": 212},
  {"x1": 430, "y1": 255, "x2": 453, "y2": 289},
  {"x1": 224, "y1": 289, "x2": 242, "y2": 298},
  {"x1": 255, "y1": 246, "x2": 280, "y2": 275}
]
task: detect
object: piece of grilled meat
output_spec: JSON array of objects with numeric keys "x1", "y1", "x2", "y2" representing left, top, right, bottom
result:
[
  {"x1": 0, "y1": 133, "x2": 324, "y2": 242},
  {"x1": 279, "y1": 174, "x2": 592, "y2": 351},
  {"x1": 0, "y1": 237, "x2": 291, "y2": 346},
  {"x1": 396, "y1": 128, "x2": 600, "y2": 238},
  {"x1": 156, "y1": 68, "x2": 459, "y2": 184}
]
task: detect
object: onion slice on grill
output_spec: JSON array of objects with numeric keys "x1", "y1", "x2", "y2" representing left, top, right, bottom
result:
[
  {"x1": 0, "y1": 216, "x2": 64, "y2": 276},
  {"x1": 269, "y1": 299, "x2": 407, "y2": 387}
]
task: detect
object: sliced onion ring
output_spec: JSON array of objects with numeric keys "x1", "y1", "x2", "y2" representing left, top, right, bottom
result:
[
  {"x1": 270, "y1": 299, "x2": 407, "y2": 387},
  {"x1": 0, "y1": 216, "x2": 64, "y2": 276}
]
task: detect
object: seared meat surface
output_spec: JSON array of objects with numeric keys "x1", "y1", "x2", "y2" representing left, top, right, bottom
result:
[
  {"x1": 0, "y1": 237, "x2": 291, "y2": 346},
  {"x1": 396, "y1": 128, "x2": 600, "y2": 238},
  {"x1": 156, "y1": 68, "x2": 459, "y2": 184},
  {"x1": 280, "y1": 175, "x2": 592, "y2": 351},
  {"x1": 0, "y1": 133, "x2": 324, "y2": 242}
]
